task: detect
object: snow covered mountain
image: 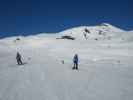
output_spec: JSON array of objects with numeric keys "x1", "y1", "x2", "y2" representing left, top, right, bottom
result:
[
  {"x1": 59, "y1": 23, "x2": 126, "y2": 40},
  {"x1": 0, "y1": 23, "x2": 133, "y2": 100}
]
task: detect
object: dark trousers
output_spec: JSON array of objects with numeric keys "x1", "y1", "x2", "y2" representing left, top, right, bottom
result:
[
  {"x1": 73, "y1": 62, "x2": 78, "y2": 70},
  {"x1": 17, "y1": 59, "x2": 23, "y2": 65}
]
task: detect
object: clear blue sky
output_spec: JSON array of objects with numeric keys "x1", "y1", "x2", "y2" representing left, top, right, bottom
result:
[{"x1": 0, "y1": 0, "x2": 132, "y2": 38}]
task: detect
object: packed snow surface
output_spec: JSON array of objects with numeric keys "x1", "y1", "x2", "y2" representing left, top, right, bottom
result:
[{"x1": 0, "y1": 24, "x2": 133, "y2": 100}]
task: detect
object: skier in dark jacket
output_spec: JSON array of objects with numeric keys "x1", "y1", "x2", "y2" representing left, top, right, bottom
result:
[
  {"x1": 16, "y1": 52, "x2": 23, "y2": 65},
  {"x1": 72, "y1": 54, "x2": 79, "y2": 70}
]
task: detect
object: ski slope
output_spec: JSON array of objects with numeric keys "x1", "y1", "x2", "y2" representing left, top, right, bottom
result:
[{"x1": 0, "y1": 24, "x2": 133, "y2": 100}]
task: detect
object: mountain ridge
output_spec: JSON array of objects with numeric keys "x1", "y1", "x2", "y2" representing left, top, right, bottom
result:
[{"x1": 58, "y1": 23, "x2": 126, "y2": 40}]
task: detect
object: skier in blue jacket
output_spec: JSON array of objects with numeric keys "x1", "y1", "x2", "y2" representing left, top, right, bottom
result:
[{"x1": 72, "y1": 54, "x2": 79, "y2": 70}]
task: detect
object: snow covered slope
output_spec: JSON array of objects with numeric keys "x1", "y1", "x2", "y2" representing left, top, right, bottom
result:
[
  {"x1": 59, "y1": 23, "x2": 125, "y2": 40},
  {"x1": 0, "y1": 24, "x2": 133, "y2": 100}
]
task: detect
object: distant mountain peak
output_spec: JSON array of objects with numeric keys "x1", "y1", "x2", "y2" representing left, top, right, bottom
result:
[{"x1": 59, "y1": 23, "x2": 126, "y2": 40}]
